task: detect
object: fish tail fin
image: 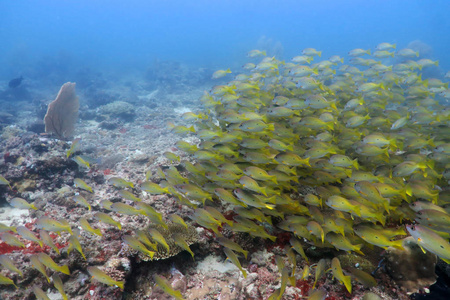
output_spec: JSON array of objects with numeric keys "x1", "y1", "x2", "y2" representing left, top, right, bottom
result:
[
  {"x1": 432, "y1": 191, "x2": 439, "y2": 205},
  {"x1": 390, "y1": 52, "x2": 395, "y2": 57},
  {"x1": 116, "y1": 281, "x2": 125, "y2": 290},
  {"x1": 262, "y1": 51, "x2": 267, "y2": 56},
  {"x1": 355, "y1": 244, "x2": 364, "y2": 256},
  {"x1": 345, "y1": 169, "x2": 353, "y2": 178},
  {"x1": 303, "y1": 157, "x2": 311, "y2": 167},
  {"x1": 60, "y1": 265, "x2": 70, "y2": 275},
  {"x1": 265, "y1": 204, "x2": 275, "y2": 210},
  {"x1": 352, "y1": 158, "x2": 359, "y2": 170},
  {"x1": 366, "y1": 49, "x2": 371, "y2": 55},
  {"x1": 326, "y1": 122, "x2": 334, "y2": 131},
  {"x1": 400, "y1": 188, "x2": 408, "y2": 201},
  {"x1": 389, "y1": 139, "x2": 398, "y2": 149},
  {"x1": 167, "y1": 121, "x2": 175, "y2": 129},
  {"x1": 377, "y1": 214, "x2": 386, "y2": 226},
  {"x1": 241, "y1": 268, "x2": 248, "y2": 278},
  {"x1": 416, "y1": 51, "x2": 419, "y2": 57},
  {"x1": 393, "y1": 240, "x2": 404, "y2": 250},
  {"x1": 383, "y1": 147, "x2": 390, "y2": 161},
  {"x1": 343, "y1": 275, "x2": 352, "y2": 293},
  {"x1": 441, "y1": 258, "x2": 450, "y2": 264},
  {"x1": 318, "y1": 51, "x2": 322, "y2": 57},
  {"x1": 226, "y1": 68, "x2": 231, "y2": 73},
  {"x1": 405, "y1": 184, "x2": 413, "y2": 197}
]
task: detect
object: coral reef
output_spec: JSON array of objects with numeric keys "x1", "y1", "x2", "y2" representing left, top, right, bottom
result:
[{"x1": 0, "y1": 42, "x2": 449, "y2": 300}]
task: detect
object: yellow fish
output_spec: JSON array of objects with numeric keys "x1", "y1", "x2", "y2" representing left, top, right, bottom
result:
[
  {"x1": 242, "y1": 167, "x2": 277, "y2": 184},
  {"x1": 224, "y1": 248, "x2": 247, "y2": 278},
  {"x1": 67, "y1": 233, "x2": 86, "y2": 260},
  {"x1": 17, "y1": 226, "x2": 42, "y2": 247},
  {"x1": 118, "y1": 190, "x2": 141, "y2": 202},
  {"x1": 123, "y1": 235, "x2": 155, "y2": 259},
  {"x1": 87, "y1": 266, "x2": 124, "y2": 289},
  {"x1": 33, "y1": 285, "x2": 50, "y2": 300},
  {"x1": 109, "y1": 177, "x2": 134, "y2": 189},
  {"x1": 148, "y1": 228, "x2": 170, "y2": 253},
  {"x1": 30, "y1": 255, "x2": 50, "y2": 282},
  {"x1": 154, "y1": 275, "x2": 184, "y2": 300},
  {"x1": 79, "y1": 217, "x2": 102, "y2": 236},
  {"x1": 94, "y1": 212, "x2": 122, "y2": 230},
  {"x1": 10, "y1": 197, "x2": 37, "y2": 210},
  {"x1": 354, "y1": 224, "x2": 404, "y2": 249},
  {"x1": 302, "y1": 48, "x2": 322, "y2": 57},
  {"x1": 173, "y1": 233, "x2": 194, "y2": 259},
  {"x1": 66, "y1": 138, "x2": 81, "y2": 158},
  {"x1": 72, "y1": 195, "x2": 91, "y2": 210},
  {"x1": 407, "y1": 225, "x2": 450, "y2": 263},
  {"x1": 1, "y1": 232, "x2": 24, "y2": 247},
  {"x1": 39, "y1": 230, "x2": 60, "y2": 254},
  {"x1": 141, "y1": 181, "x2": 171, "y2": 194},
  {"x1": 331, "y1": 257, "x2": 352, "y2": 293},
  {"x1": 37, "y1": 253, "x2": 70, "y2": 275},
  {"x1": 73, "y1": 178, "x2": 93, "y2": 193},
  {"x1": 0, "y1": 273, "x2": 17, "y2": 289},
  {"x1": 0, "y1": 175, "x2": 11, "y2": 189},
  {"x1": 212, "y1": 68, "x2": 231, "y2": 79},
  {"x1": 36, "y1": 217, "x2": 72, "y2": 235},
  {"x1": 72, "y1": 155, "x2": 90, "y2": 168},
  {"x1": 110, "y1": 202, "x2": 142, "y2": 216},
  {"x1": 52, "y1": 273, "x2": 68, "y2": 300},
  {"x1": 0, "y1": 254, "x2": 23, "y2": 277}
]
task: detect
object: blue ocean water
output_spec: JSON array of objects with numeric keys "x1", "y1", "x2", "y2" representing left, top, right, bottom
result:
[{"x1": 1, "y1": 0, "x2": 449, "y2": 80}]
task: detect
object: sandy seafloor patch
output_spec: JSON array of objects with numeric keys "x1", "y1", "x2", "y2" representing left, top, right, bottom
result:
[{"x1": 0, "y1": 81, "x2": 424, "y2": 300}]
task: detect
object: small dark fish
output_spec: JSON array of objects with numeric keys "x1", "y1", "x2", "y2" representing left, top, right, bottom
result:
[{"x1": 8, "y1": 76, "x2": 23, "y2": 88}]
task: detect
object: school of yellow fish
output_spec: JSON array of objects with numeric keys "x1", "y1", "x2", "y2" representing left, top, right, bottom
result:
[{"x1": 0, "y1": 42, "x2": 450, "y2": 299}]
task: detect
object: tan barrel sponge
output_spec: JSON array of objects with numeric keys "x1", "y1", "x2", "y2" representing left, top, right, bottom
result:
[{"x1": 44, "y1": 82, "x2": 79, "y2": 139}]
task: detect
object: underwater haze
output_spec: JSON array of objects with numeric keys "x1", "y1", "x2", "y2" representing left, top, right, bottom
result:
[{"x1": 1, "y1": 0, "x2": 450, "y2": 79}]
